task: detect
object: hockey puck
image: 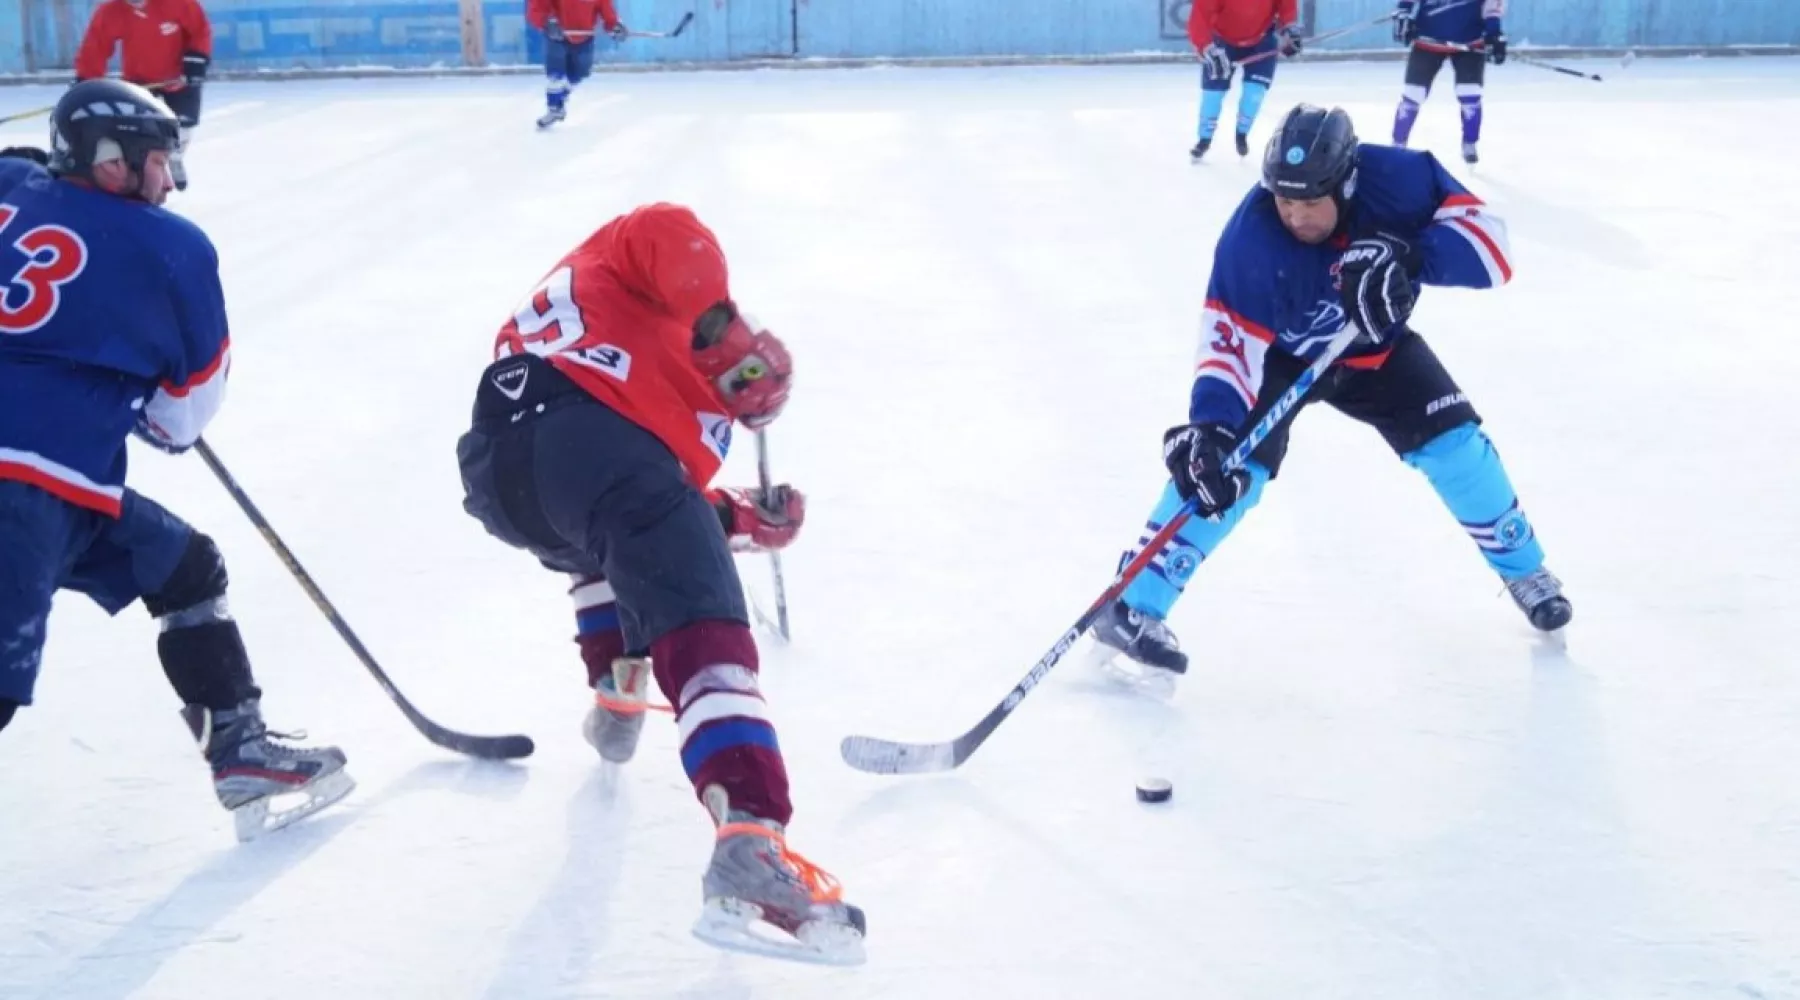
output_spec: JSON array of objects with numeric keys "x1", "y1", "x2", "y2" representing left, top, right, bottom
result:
[{"x1": 1135, "y1": 777, "x2": 1173, "y2": 803}]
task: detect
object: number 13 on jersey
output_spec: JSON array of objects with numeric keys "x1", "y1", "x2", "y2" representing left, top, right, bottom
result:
[{"x1": 0, "y1": 203, "x2": 89, "y2": 335}]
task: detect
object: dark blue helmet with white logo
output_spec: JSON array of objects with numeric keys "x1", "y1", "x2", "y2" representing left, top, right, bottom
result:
[
  {"x1": 49, "y1": 78, "x2": 182, "y2": 181},
  {"x1": 1261, "y1": 104, "x2": 1359, "y2": 202}
]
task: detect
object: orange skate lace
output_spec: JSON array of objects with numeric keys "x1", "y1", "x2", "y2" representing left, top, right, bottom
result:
[
  {"x1": 716, "y1": 822, "x2": 845, "y2": 904},
  {"x1": 592, "y1": 689, "x2": 674, "y2": 715}
]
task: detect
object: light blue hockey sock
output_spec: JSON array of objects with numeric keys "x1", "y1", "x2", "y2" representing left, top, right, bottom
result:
[
  {"x1": 1198, "y1": 88, "x2": 1228, "y2": 141},
  {"x1": 546, "y1": 76, "x2": 570, "y2": 110},
  {"x1": 1403, "y1": 423, "x2": 1546, "y2": 579},
  {"x1": 1235, "y1": 80, "x2": 1269, "y2": 137},
  {"x1": 1117, "y1": 463, "x2": 1270, "y2": 620}
]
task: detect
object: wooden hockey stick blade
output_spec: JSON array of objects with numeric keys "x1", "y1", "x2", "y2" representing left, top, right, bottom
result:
[{"x1": 840, "y1": 735, "x2": 959, "y2": 774}]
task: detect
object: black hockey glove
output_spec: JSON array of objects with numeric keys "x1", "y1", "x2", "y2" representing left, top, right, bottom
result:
[
  {"x1": 1163, "y1": 422, "x2": 1251, "y2": 517},
  {"x1": 1393, "y1": 0, "x2": 1420, "y2": 45},
  {"x1": 608, "y1": 21, "x2": 630, "y2": 41},
  {"x1": 1484, "y1": 23, "x2": 1507, "y2": 63},
  {"x1": 1337, "y1": 233, "x2": 1420, "y2": 347},
  {"x1": 1277, "y1": 23, "x2": 1303, "y2": 57},
  {"x1": 181, "y1": 51, "x2": 209, "y2": 88},
  {"x1": 544, "y1": 15, "x2": 565, "y2": 41}
]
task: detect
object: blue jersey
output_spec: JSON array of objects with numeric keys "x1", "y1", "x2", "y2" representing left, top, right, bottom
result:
[
  {"x1": 1410, "y1": 0, "x2": 1503, "y2": 46},
  {"x1": 0, "y1": 158, "x2": 229, "y2": 517},
  {"x1": 1190, "y1": 144, "x2": 1512, "y2": 428}
]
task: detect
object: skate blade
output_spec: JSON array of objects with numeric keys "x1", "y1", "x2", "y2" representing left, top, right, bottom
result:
[
  {"x1": 692, "y1": 897, "x2": 866, "y2": 967},
  {"x1": 1085, "y1": 642, "x2": 1179, "y2": 700},
  {"x1": 231, "y1": 768, "x2": 356, "y2": 843}
]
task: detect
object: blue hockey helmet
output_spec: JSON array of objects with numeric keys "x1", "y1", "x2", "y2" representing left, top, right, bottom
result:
[{"x1": 1261, "y1": 104, "x2": 1359, "y2": 202}]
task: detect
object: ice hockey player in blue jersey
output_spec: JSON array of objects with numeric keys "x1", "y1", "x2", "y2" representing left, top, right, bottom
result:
[
  {"x1": 0, "y1": 80, "x2": 352, "y2": 840},
  {"x1": 1090, "y1": 103, "x2": 1569, "y2": 687},
  {"x1": 1391, "y1": 0, "x2": 1507, "y2": 164}
]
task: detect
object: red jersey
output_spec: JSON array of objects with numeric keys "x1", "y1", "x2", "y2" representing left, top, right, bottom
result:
[
  {"x1": 74, "y1": 0, "x2": 212, "y2": 87},
  {"x1": 525, "y1": 0, "x2": 619, "y2": 40},
  {"x1": 1187, "y1": 0, "x2": 1296, "y2": 49},
  {"x1": 494, "y1": 204, "x2": 735, "y2": 488}
]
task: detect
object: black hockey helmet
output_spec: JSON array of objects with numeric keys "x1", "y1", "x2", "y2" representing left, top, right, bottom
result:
[
  {"x1": 1261, "y1": 104, "x2": 1359, "y2": 202},
  {"x1": 48, "y1": 79, "x2": 182, "y2": 181}
]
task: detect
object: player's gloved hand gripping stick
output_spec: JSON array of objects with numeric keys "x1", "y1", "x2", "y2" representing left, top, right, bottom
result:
[{"x1": 840, "y1": 320, "x2": 1367, "y2": 774}]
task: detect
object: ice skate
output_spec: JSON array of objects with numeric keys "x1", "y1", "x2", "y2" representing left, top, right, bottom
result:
[
  {"x1": 169, "y1": 152, "x2": 189, "y2": 192},
  {"x1": 1505, "y1": 566, "x2": 1572, "y2": 633},
  {"x1": 536, "y1": 106, "x2": 567, "y2": 130},
  {"x1": 1234, "y1": 130, "x2": 1250, "y2": 157},
  {"x1": 1087, "y1": 600, "x2": 1187, "y2": 697},
  {"x1": 181, "y1": 700, "x2": 354, "y2": 842},
  {"x1": 690, "y1": 786, "x2": 866, "y2": 966},
  {"x1": 1462, "y1": 141, "x2": 1480, "y2": 165},
  {"x1": 582, "y1": 656, "x2": 651, "y2": 764},
  {"x1": 1189, "y1": 138, "x2": 1211, "y2": 163}
]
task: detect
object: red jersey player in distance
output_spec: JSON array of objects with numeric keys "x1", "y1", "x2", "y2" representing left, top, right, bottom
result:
[
  {"x1": 73, "y1": 0, "x2": 212, "y2": 190},
  {"x1": 454, "y1": 203, "x2": 864, "y2": 966}
]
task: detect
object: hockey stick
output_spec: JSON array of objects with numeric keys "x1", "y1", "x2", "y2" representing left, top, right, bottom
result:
[
  {"x1": 194, "y1": 438, "x2": 535, "y2": 761},
  {"x1": 0, "y1": 77, "x2": 182, "y2": 126},
  {"x1": 840, "y1": 321, "x2": 1367, "y2": 775},
  {"x1": 1418, "y1": 37, "x2": 1621, "y2": 81},
  {"x1": 753, "y1": 428, "x2": 792, "y2": 642},
  {"x1": 1230, "y1": 0, "x2": 1482, "y2": 70},
  {"x1": 627, "y1": 11, "x2": 694, "y2": 39}
]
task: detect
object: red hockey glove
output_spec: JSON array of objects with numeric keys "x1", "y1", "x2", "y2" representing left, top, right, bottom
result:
[
  {"x1": 692, "y1": 302, "x2": 793, "y2": 429},
  {"x1": 713, "y1": 485, "x2": 806, "y2": 552}
]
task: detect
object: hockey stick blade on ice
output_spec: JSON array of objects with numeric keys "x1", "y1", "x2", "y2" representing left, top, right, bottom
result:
[
  {"x1": 628, "y1": 11, "x2": 694, "y2": 38},
  {"x1": 195, "y1": 439, "x2": 534, "y2": 761},
  {"x1": 840, "y1": 322, "x2": 1367, "y2": 775}
]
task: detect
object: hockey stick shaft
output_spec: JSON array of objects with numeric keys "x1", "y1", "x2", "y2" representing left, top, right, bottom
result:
[
  {"x1": 627, "y1": 11, "x2": 693, "y2": 38},
  {"x1": 1419, "y1": 37, "x2": 1607, "y2": 81},
  {"x1": 754, "y1": 428, "x2": 791, "y2": 641},
  {"x1": 1231, "y1": 0, "x2": 1481, "y2": 70},
  {"x1": 194, "y1": 438, "x2": 533, "y2": 760},
  {"x1": 1, "y1": 77, "x2": 182, "y2": 126},
  {"x1": 840, "y1": 322, "x2": 1367, "y2": 775}
]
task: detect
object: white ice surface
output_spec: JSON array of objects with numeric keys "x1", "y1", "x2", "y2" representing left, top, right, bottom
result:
[{"x1": 2, "y1": 56, "x2": 1799, "y2": 1000}]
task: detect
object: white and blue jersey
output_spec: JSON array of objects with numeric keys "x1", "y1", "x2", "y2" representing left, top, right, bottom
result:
[
  {"x1": 1189, "y1": 143, "x2": 1511, "y2": 427},
  {"x1": 0, "y1": 158, "x2": 230, "y2": 516},
  {"x1": 1412, "y1": 0, "x2": 1504, "y2": 47}
]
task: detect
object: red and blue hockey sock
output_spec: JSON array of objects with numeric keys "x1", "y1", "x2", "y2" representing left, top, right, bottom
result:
[
  {"x1": 571, "y1": 573, "x2": 624, "y2": 687},
  {"x1": 1404, "y1": 422, "x2": 1545, "y2": 579},
  {"x1": 652, "y1": 620, "x2": 791, "y2": 826}
]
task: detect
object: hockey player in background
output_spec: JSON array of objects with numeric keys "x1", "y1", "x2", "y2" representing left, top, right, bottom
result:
[
  {"x1": 526, "y1": 0, "x2": 627, "y2": 129},
  {"x1": 1391, "y1": 0, "x2": 1507, "y2": 163},
  {"x1": 1092, "y1": 104, "x2": 1570, "y2": 689},
  {"x1": 454, "y1": 203, "x2": 865, "y2": 965},
  {"x1": 1186, "y1": 0, "x2": 1303, "y2": 162},
  {"x1": 74, "y1": 0, "x2": 212, "y2": 189},
  {"x1": 0, "y1": 82, "x2": 352, "y2": 841}
]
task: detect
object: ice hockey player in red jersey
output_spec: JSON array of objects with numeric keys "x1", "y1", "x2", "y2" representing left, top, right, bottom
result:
[
  {"x1": 74, "y1": 0, "x2": 211, "y2": 190},
  {"x1": 1187, "y1": 0, "x2": 1302, "y2": 162},
  {"x1": 525, "y1": 0, "x2": 626, "y2": 128},
  {"x1": 454, "y1": 203, "x2": 865, "y2": 965}
]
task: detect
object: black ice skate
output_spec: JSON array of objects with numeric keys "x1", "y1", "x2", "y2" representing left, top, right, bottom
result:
[
  {"x1": 1088, "y1": 600, "x2": 1188, "y2": 696},
  {"x1": 1189, "y1": 138, "x2": 1212, "y2": 163},
  {"x1": 536, "y1": 106, "x2": 567, "y2": 130},
  {"x1": 181, "y1": 700, "x2": 354, "y2": 842},
  {"x1": 1505, "y1": 567, "x2": 1573, "y2": 633},
  {"x1": 1462, "y1": 142, "x2": 1480, "y2": 165},
  {"x1": 582, "y1": 656, "x2": 652, "y2": 764},
  {"x1": 1235, "y1": 131, "x2": 1250, "y2": 157},
  {"x1": 691, "y1": 786, "x2": 866, "y2": 966}
]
